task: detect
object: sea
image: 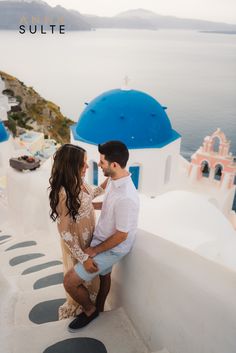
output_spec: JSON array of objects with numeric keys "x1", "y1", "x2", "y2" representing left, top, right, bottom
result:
[{"x1": 0, "y1": 28, "x2": 236, "y2": 207}]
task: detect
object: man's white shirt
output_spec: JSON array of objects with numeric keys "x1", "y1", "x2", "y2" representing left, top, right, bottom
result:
[{"x1": 91, "y1": 175, "x2": 139, "y2": 254}]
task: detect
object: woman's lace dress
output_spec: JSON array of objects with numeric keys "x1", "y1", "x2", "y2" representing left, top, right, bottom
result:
[{"x1": 56, "y1": 183, "x2": 104, "y2": 320}]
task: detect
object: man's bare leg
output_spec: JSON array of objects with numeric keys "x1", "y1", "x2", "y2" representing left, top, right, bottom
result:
[
  {"x1": 64, "y1": 268, "x2": 96, "y2": 317},
  {"x1": 96, "y1": 272, "x2": 111, "y2": 312}
]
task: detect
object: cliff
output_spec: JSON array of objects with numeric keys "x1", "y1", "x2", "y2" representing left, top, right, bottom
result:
[{"x1": 0, "y1": 70, "x2": 74, "y2": 144}]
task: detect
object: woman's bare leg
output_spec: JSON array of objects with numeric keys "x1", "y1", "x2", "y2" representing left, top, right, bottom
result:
[{"x1": 64, "y1": 268, "x2": 96, "y2": 316}]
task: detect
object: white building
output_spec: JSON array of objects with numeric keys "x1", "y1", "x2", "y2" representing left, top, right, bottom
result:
[
  {"x1": 187, "y1": 128, "x2": 236, "y2": 228},
  {"x1": 0, "y1": 78, "x2": 14, "y2": 176},
  {"x1": 14, "y1": 131, "x2": 45, "y2": 154},
  {"x1": 71, "y1": 88, "x2": 181, "y2": 197},
  {"x1": 0, "y1": 77, "x2": 10, "y2": 120}
]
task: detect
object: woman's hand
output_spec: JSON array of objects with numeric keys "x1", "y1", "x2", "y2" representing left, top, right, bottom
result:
[
  {"x1": 100, "y1": 177, "x2": 109, "y2": 190},
  {"x1": 83, "y1": 257, "x2": 98, "y2": 273}
]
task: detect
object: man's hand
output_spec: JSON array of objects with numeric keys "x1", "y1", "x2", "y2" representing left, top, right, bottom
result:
[
  {"x1": 84, "y1": 247, "x2": 97, "y2": 258},
  {"x1": 83, "y1": 257, "x2": 98, "y2": 273}
]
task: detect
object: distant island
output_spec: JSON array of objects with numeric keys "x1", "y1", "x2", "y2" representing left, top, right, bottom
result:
[
  {"x1": 199, "y1": 30, "x2": 236, "y2": 35},
  {"x1": 0, "y1": 71, "x2": 74, "y2": 144},
  {"x1": 0, "y1": 1, "x2": 236, "y2": 32},
  {"x1": 84, "y1": 9, "x2": 236, "y2": 32},
  {"x1": 0, "y1": 1, "x2": 91, "y2": 31}
]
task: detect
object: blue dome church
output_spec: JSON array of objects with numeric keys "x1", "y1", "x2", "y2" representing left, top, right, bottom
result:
[
  {"x1": 0, "y1": 120, "x2": 9, "y2": 143},
  {"x1": 71, "y1": 88, "x2": 181, "y2": 196}
]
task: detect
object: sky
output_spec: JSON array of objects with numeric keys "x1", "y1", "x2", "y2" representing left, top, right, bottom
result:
[{"x1": 41, "y1": 0, "x2": 236, "y2": 24}]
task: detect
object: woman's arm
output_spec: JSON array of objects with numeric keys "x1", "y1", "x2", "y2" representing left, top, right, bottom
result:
[
  {"x1": 100, "y1": 177, "x2": 109, "y2": 190},
  {"x1": 57, "y1": 190, "x2": 89, "y2": 264},
  {"x1": 87, "y1": 177, "x2": 109, "y2": 199},
  {"x1": 92, "y1": 202, "x2": 103, "y2": 210}
]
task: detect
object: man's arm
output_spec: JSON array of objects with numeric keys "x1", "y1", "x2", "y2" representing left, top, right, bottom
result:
[{"x1": 85, "y1": 230, "x2": 128, "y2": 257}]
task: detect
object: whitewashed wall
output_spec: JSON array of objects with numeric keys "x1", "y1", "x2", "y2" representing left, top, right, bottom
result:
[
  {"x1": 0, "y1": 138, "x2": 14, "y2": 176},
  {"x1": 0, "y1": 77, "x2": 10, "y2": 114},
  {"x1": 128, "y1": 138, "x2": 181, "y2": 196},
  {"x1": 6, "y1": 158, "x2": 57, "y2": 237},
  {"x1": 109, "y1": 230, "x2": 236, "y2": 353}
]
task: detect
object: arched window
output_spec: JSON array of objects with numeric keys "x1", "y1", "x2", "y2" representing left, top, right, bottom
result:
[
  {"x1": 214, "y1": 164, "x2": 223, "y2": 181},
  {"x1": 212, "y1": 137, "x2": 220, "y2": 153},
  {"x1": 164, "y1": 156, "x2": 172, "y2": 184},
  {"x1": 201, "y1": 161, "x2": 210, "y2": 178},
  {"x1": 129, "y1": 165, "x2": 140, "y2": 189},
  {"x1": 93, "y1": 161, "x2": 98, "y2": 186}
]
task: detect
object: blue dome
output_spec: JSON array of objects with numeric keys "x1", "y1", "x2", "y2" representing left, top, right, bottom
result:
[
  {"x1": 0, "y1": 120, "x2": 9, "y2": 143},
  {"x1": 72, "y1": 89, "x2": 180, "y2": 149}
]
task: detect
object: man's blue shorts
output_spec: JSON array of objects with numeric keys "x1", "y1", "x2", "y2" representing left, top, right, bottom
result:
[{"x1": 74, "y1": 250, "x2": 126, "y2": 282}]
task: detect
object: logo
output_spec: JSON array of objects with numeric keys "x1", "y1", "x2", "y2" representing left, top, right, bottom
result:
[{"x1": 19, "y1": 16, "x2": 65, "y2": 34}]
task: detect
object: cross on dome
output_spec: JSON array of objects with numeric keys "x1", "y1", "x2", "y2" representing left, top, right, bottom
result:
[{"x1": 121, "y1": 76, "x2": 131, "y2": 91}]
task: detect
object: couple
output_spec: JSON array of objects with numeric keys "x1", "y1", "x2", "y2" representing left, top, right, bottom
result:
[{"x1": 49, "y1": 140, "x2": 139, "y2": 331}]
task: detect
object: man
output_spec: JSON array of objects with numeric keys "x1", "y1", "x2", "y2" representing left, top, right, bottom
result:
[{"x1": 64, "y1": 140, "x2": 139, "y2": 331}]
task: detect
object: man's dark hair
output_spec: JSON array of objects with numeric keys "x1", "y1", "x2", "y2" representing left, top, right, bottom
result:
[{"x1": 98, "y1": 141, "x2": 129, "y2": 168}]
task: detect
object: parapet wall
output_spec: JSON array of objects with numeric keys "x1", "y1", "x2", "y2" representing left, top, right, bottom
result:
[{"x1": 110, "y1": 229, "x2": 236, "y2": 353}]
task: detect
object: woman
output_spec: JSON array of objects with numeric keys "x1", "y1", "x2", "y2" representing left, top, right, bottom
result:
[{"x1": 49, "y1": 143, "x2": 107, "y2": 320}]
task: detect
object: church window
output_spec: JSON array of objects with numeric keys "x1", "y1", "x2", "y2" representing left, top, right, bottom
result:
[
  {"x1": 212, "y1": 137, "x2": 220, "y2": 153},
  {"x1": 164, "y1": 156, "x2": 172, "y2": 184},
  {"x1": 93, "y1": 161, "x2": 98, "y2": 186},
  {"x1": 201, "y1": 161, "x2": 210, "y2": 178},
  {"x1": 129, "y1": 165, "x2": 140, "y2": 189},
  {"x1": 214, "y1": 164, "x2": 223, "y2": 181}
]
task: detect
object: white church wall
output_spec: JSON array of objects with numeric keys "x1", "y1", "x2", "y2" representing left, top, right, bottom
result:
[
  {"x1": 129, "y1": 138, "x2": 181, "y2": 196},
  {"x1": 71, "y1": 134, "x2": 181, "y2": 195},
  {"x1": 71, "y1": 134, "x2": 96, "y2": 160},
  {"x1": 164, "y1": 155, "x2": 172, "y2": 184},
  {"x1": 71, "y1": 138, "x2": 105, "y2": 184},
  {"x1": 109, "y1": 229, "x2": 236, "y2": 353},
  {"x1": 0, "y1": 95, "x2": 10, "y2": 112}
]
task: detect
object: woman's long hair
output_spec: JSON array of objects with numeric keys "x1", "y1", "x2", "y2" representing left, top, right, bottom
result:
[{"x1": 49, "y1": 144, "x2": 86, "y2": 222}]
